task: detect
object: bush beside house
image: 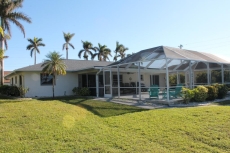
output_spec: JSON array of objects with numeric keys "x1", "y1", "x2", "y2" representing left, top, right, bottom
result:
[{"x1": 181, "y1": 84, "x2": 228, "y2": 104}]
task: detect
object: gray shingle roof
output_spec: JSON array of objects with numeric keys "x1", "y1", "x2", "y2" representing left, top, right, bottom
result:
[{"x1": 14, "y1": 59, "x2": 112, "y2": 72}]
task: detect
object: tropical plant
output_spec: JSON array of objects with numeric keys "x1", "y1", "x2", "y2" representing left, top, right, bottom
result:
[
  {"x1": 113, "y1": 41, "x2": 128, "y2": 61},
  {"x1": 0, "y1": 0, "x2": 31, "y2": 86},
  {"x1": 181, "y1": 87, "x2": 195, "y2": 104},
  {"x1": 62, "y1": 32, "x2": 75, "y2": 59},
  {"x1": 26, "y1": 37, "x2": 45, "y2": 65},
  {"x1": 0, "y1": 0, "x2": 31, "y2": 39},
  {"x1": 17, "y1": 85, "x2": 29, "y2": 98},
  {"x1": 41, "y1": 51, "x2": 66, "y2": 98},
  {"x1": 206, "y1": 85, "x2": 218, "y2": 101},
  {"x1": 0, "y1": 49, "x2": 8, "y2": 85},
  {"x1": 0, "y1": 27, "x2": 3, "y2": 37},
  {"x1": 78, "y1": 41, "x2": 96, "y2": 60},
  {"x1": 213, "y1": 83, "x2": 228, "y2": 99},
  {"x1": 193, "y1": 86, "x2": 208, "y2": 102},
  {"x1": 72, "y1": 87, "x2": 90, "y2": 96},
  {"x1": 92, "y1": 43, "x2": 111, "y2": 61}
]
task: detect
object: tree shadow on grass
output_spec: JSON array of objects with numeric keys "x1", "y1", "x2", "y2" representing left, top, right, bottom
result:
[
  {"x1": 39, "y1": 96, "x2": 147, "y2": 117},
  {"x1": 213, "y1": 100, "x2": 230, "y2": 106}
]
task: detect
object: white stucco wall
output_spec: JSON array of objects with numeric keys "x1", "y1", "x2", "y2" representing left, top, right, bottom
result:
[
  {"x1": 121, "y1": 72, "x2": 166, "y2": 88},
  {"x1": 9, "y1": 72, "x2": 78, "y2": 98}
]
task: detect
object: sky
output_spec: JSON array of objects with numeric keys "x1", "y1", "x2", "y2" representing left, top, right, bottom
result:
[{"x1": 4, "y1": 0, "x2": 230, "y2": 71}]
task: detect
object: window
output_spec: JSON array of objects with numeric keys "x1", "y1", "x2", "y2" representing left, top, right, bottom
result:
[
  {"x1": 113, "y1": 75, "x2": 123, "y2": 85},
  {"x1": 19, "y1": 75, "x2": 22, "y2": 85},
  {"x1": 150, "y1": 75, "x2": 159, "y2": 85},
  {"x1": 11, "y1": 78, "x2": 13, "y2": 85},
  {"x1": 40, "y1": 74, "x2": 54, "y2": 85},
  {"x1": 141, "y1": 75, "x2": 144, "y2": 81},
  {"x1": 15, "y1": 76, "x2": 17, "y2": 84}
]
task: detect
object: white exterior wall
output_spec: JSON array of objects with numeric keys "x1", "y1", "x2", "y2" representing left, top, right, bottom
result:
[
  {"x1": 122, "y1": 72, "x2": 166, "y2": 88},
  {"x1": 9, "y1": 72, "x2": 78, "y2": 98}
]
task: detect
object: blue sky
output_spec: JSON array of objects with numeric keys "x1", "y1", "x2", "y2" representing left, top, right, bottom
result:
[{"x1": 5, "y1": 0, "x2": 230, "y2": 70}]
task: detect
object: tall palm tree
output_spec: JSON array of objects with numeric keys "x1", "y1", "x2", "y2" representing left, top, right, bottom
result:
[
  {"x1": 62, "y1": 32, "x2": 75, "y2": 59},
  {"x1": 78, "y1": 40, "x2": 96, "y2": 60},
  {"x1": 0, "y1": 0, "x2": 31, "y2": 86},
  {"x1": 0, "y1": 27, "x2": 3, "y2": 37},
  {"x1": 92, "y1": 43, "x2": 111, "y2": 61},
  {"x1": 0, "y1": 0, "x2": 31, "y2": 38},
  {"x1": 26, "y1": 37, "x2": 45, "y2": 65},
  {"x1": 0, "y1": 49, "x2": 8, "y2": 85},
  {"x1": 119, "y1": 46, "x2": 129, "y2": 59},
  {"x1": 113, "y1": 41, "x2": 129, "y2": 61},
  {"x1": 103, "y1": 48, "x2": 112, "y2": 61},
  {"x1": 41, "y1": 51, "x2": 66, "y2": 98}
]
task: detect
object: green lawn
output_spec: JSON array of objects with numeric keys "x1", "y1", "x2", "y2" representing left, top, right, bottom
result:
[{"x1": 0, "y1": 97, "x2": 230, "y2": 153}]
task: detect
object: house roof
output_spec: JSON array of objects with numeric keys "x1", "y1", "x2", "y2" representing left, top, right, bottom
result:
[
  {"x1": 110, "y1": 46, "x2": 230, "y2": 66},
  {"x1": 5, "y1": 60, "x2": 112, "y2": 78}
]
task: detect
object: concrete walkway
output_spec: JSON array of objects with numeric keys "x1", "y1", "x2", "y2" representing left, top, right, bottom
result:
[{"x1": 93, "y1": 95, "x2": 230, "y2": 109}]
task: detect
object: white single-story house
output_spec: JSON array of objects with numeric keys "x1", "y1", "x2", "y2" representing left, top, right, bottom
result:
[{"x1": 5, "y1": 46, "x2": 230, "y2": 101}]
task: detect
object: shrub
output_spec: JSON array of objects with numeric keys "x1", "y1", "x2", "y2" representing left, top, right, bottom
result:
[
  {"x1": 17, "y1": 86, "x2": 29, "y2": 98},
  {"x1": 7, "y1": 86, "x2": 20, "y2": 97},
  {"x1": 181, "y1": 87, "x2": 195, "y2": 104},
  {"x1": 193, "y1": 86, "x2": 208, "y2": 102},
  {"x1": 72, "y1": 87, "x2": 90, "y2": 96},
  {"x1": 213, "y1": 84, "x2": 228, "y2": 99},
  {"x1": 206, "y1": 85, "x2": 218, "y2": 101},
  {"x1": 0, "y1": 85, "x2": 10, "y2": 95}
]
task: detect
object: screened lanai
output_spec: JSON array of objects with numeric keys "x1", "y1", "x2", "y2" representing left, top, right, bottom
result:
[{"x1": 98, "y1": 46, "x2": 230, "y2": 103}]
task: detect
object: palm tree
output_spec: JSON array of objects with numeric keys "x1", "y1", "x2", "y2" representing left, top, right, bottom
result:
[
  {"x1": 0, "y1": 0, "x2": 30, "y2": 86},
  {"x1": 113, "y1": 41, "x2": 129, "y2": 61},
  {"x1": 0, "y1": 0, "x2": 31, "y2": 38},
  {"x1": 0, "y1": 49, "x2": 8, "y2": 85},
  {"x1": 78, "y1": 40, "x2": 96, "y2": 60},
  {"x1": 26, "y1": 37, "x2": 45, "y2": 65},
  {"x1": 92, "y1": 43, "x2": 111, "y2": 61},
  {"x1": 0, "y1": 27, "x2": 3, "y2": 37},
  {"x1": 41, "y1": 51, "x2": 66, "y2": 98},
  {"x1": 62, "y1": 32, "x2": 75, "y2": 59}
]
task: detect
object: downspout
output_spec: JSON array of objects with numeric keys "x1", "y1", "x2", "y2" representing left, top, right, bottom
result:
[{"x1": 96, "y1": 68, "x2": 102, "y2": 97}]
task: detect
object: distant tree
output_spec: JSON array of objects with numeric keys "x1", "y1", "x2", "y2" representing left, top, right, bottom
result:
[
  {"x1": 92, "y1": 43, "x2": 111, "y2": 61},
  {"x1": 113, "y1": 41, "x2": 128, "y2": 61},
  {"x1": 62, "y1": 32, "x2": 75, "y2": 59},
  {"x1": 178, "y1": 44, "x2": 183, "y2": 49},
  {"x1": 0, "y1": 49, "x2": 8, "y2": 85},
  {"x1": 78, "y1": 41, "x2": 96, "y2": 60},
  {"x1": 26, "y1": 37, "x2": 45, "y2": 65},
  {"x1": 41, "y1": 51, "x2": 66, "y2": 98}
]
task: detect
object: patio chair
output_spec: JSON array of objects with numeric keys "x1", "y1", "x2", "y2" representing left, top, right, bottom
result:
[
  {"x1": 169, "y1": 84, "x2": 183, "y2": 98},
  {"x1": 148, "y1": 85, "x2": 159, "y2": 99}
]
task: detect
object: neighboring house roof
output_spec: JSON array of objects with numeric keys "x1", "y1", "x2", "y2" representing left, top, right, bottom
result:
[
  {"x1": 4, "y1": 71, "x2": 12, "y2": 83},
  {"x1": 110, "y1": 46, "x2": 230, "y2": 66},
  {"x1": 5, "y1": 60, "x2": 112, "y2": 78}
]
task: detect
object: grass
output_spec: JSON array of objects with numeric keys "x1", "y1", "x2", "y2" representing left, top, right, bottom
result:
[{"x1": 0, "y1": 97, "x2": 230, "y2": 152}]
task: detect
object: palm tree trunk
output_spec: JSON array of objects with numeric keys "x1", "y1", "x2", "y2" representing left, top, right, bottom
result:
[
  {"x1": 0, "y1": 60, "x2": 3, "y2": 86},
  {"x1": 0, "y1": 37, "x2": 4, "y2": 86},
  {"x1": 34, "y1": 50, "x2": 36, "y2": 65},
  {"x1": 52, "y1": 75, "x2": 55, "y2": 98},
  {"x1": 66, "y1": 48, "x2": 68, "y2": 59}
]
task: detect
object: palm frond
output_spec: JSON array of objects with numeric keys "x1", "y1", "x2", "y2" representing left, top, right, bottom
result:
[
  {"x1": 30, "y1": 48, "x2": 35, "y2": 57},
  {"x1": 62, "y1": 43, "x2": 66, "y2": 50},
  {"x1": 78, "y1": 49, "x2": 85, "y2": 58},
  {"x1": 68, "y1": 43, "x2": 74, "y2": 49},
  {"x1": 91, "y1": 53, "x2": 98, "y2": 60}
]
